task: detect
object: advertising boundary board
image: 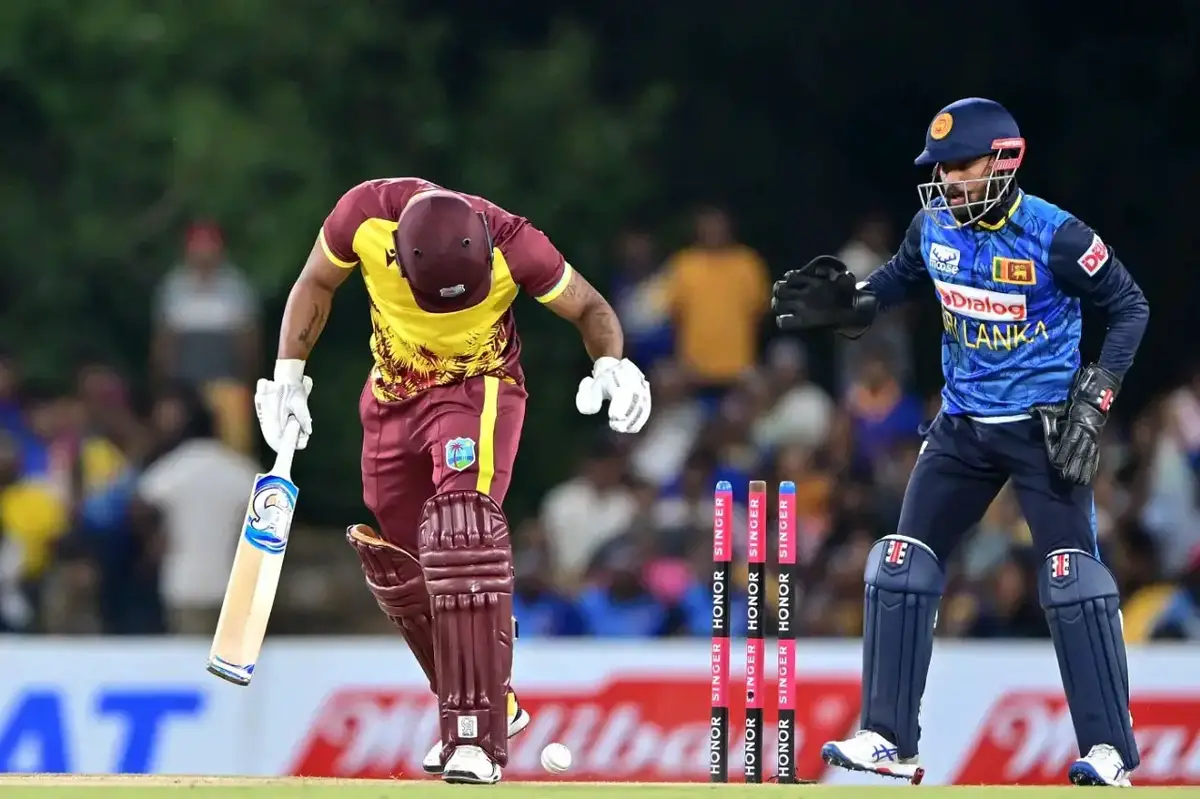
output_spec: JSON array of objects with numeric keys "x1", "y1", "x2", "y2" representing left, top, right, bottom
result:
[{"x1": 1, "y1": 638, "x2": 1197, "y2": 784}]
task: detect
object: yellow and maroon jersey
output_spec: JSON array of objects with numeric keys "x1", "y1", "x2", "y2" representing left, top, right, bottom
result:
[{"x1": 320, "y1": 178, "x2": 573, "y2": 402}]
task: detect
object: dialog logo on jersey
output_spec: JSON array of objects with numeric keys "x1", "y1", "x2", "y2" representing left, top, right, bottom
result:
[
  {"x1": 929, "y1": 243, "x2": 961, "y2": 275},
  {"x1": 933, "y1": 280, "x2": 1028, "y2": 322}
]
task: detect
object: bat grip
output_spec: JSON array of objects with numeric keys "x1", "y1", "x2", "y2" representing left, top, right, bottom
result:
[{"x1": 272, "y1": 418, "x2": 302, "y2": 478}]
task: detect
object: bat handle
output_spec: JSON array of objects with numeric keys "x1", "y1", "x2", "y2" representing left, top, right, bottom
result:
[{"x1": 272, "y1": 418, "x2": 302, "y2": 479}]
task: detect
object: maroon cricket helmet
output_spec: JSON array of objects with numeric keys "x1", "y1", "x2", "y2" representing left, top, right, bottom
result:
[{"x1": 393, "y1": 191, "x2": 494, "y2": 312}]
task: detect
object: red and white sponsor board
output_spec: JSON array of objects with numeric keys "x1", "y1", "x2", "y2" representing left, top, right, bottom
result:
[
  {"x1": 285, "y1": 674, "x2": 859, "y2": 781},
  {"x1": 2, "y1": 639, "x2": 1199, "y2": 784}
]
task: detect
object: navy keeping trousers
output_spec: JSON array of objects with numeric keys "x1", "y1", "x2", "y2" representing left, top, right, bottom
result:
[{"x1": 898, "y1": 413, "x2": 1097, "y2": 562}]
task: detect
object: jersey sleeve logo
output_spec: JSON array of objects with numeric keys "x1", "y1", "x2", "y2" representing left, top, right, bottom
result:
[
  {"x1": 992, "y1": 257, "x2": 1036, "y2": 286},
  {"x1": 1077, "y1": 233, "x2": 1110, "y2": 276}
]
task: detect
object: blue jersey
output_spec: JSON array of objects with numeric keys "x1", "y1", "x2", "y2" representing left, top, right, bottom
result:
[{"x1": 866, "y1": 192, "x2": 1149, "y2": 417}]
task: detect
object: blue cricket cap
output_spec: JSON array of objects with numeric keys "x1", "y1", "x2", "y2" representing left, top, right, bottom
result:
[{"x1": 914, "y1": 98, "x2": 1021, "y2": 167}]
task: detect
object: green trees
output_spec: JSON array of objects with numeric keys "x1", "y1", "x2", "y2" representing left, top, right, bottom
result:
[{"x1": 0, "y1": 3, "x2": 669, "y2": 521}]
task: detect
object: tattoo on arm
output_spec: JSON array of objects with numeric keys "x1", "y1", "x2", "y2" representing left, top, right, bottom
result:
[
  {"x1": 579, "y1": 303, "x2": 623, "y2": 361},
  {"x1": 277, "y1": 236, "x2": 348, "y2": 361},
  {"x1": 297, "y1": 302, "x2": 327, "y2": 356},
  {"x1": 545, "y1": 269, "x2": 625, "y2": 359},
  {"x1": 560, "y1": 276, "x2": 580, "y2": 300}
]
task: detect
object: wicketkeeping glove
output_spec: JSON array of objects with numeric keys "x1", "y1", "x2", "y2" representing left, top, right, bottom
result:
[
  {"x1": 1032, "y1": 364, "x2": 1119, "y2": 486},
  {"x1": 771, "y1": 255, "x2": 878, "y2": 338}
]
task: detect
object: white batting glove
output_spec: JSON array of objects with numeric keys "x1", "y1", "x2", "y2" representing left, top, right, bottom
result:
[
  {"x1": 575, "y1": 356, "x2": 652, "y2": 434},
  {"x1": 255, "y1": 359, "x2": 314, "y2": 453}
]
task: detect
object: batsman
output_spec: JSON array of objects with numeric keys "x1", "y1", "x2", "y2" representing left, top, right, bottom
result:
[
  {"x1": 254, "y1": 178, "x2": 651, "y2": 784},
  {"x1": 772, "y1": 99, "x2": 1149, "y2": 786}
]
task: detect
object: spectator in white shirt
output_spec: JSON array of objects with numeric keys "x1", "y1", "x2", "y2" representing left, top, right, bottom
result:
[
  {"x1": 540, "y1": 441, "x2": 636, "y2": 582},
  {"x1": 629, "y1": 360, "x2": 704, "y2": 489},
  {"x1": 138, "y1": 387, "x2": 259, "y2": 634},
  {"x1": 753, "y1": 338, "x2": 834, "y2": 452}
]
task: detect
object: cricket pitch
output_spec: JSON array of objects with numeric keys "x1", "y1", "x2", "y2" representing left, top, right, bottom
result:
[{"x1": 0, "y1": 775, "x2": 1198, "y2": 798}]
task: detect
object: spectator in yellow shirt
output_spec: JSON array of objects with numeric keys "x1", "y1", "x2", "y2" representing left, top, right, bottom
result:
[
  {"x1": 0, "y1": 432, "x2": 68, "y2": 630},
  {"x1": 664, "y1": 207, "x2": 770, "y2": 397}
]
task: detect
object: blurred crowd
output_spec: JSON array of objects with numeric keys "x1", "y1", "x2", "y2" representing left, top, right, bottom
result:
[
  {"x1": 4, "y1": 210, "x2": 1200, "y2": 642},
  {"x1": 0, "y1": 224, "x2": 261, "y2": 635}
]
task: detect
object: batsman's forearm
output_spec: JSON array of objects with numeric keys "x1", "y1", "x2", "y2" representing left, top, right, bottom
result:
[
  {"x1": 278, "y1": 279, "x2": 333, "y2": 360},
  {"x1": 576, "y1": 303, "x2": 624, "y2": 361}
]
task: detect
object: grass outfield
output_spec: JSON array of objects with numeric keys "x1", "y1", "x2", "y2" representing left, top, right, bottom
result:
[{"x1": 0, "y1": 777, "x2": 1198, "y2": 798}]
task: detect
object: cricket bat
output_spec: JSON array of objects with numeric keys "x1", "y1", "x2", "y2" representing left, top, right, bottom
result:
[{"x1": 206, "y1": 419, "x2": 301, "y2": 686}]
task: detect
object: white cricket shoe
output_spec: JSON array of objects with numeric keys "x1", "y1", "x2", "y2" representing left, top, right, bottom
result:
[
  {"x1": 820, "y1": 729, "x2": 926, "y2": 784},
  {"x1": 422, "y1": 691, "x2": 530, "y2": 775},
  {"x1": 1069, "y1": 744, "x2": 1133, "y2": 787},
  {"x1": 442, "y1": 744, "x2": 502, "y2": 785}
]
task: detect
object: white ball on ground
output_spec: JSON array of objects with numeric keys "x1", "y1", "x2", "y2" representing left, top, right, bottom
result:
[{"x1": 540, "y1": 742, "x2": 572, "y2": 774}]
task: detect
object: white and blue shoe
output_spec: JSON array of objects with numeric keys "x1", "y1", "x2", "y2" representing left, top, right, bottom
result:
[
  {"x1": 1069, "y1": 744, "x2": 1133, "y2": 787},
  {"x1": 821, "y1": 729, "x2": 926, "y2": 784}
]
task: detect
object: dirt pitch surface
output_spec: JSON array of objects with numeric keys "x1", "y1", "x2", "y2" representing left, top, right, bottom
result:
[{"x1": 0, "y1": 774, "x2": 1197, "y2": 798}]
